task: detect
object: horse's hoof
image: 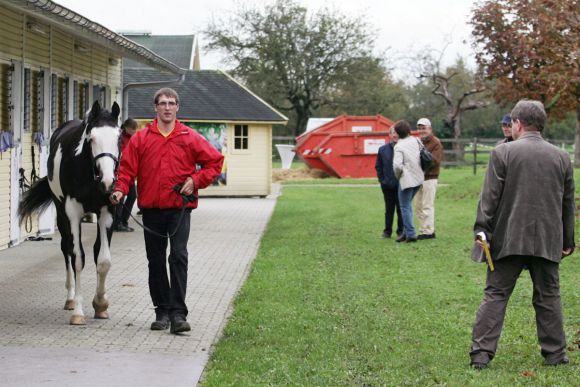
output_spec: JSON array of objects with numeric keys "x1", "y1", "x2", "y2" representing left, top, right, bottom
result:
[
  {"x1": 92, "y1": 300, "x2": 109, "y2": 319},
  {"x1": 94, "y1": 310, "x2": 109, "y2": 319},
  {"x1": 64, "y1": 300, "x2": 75, "y2": 310},
  {"x1": 69, "y1": 315, "x2": 86, "y2": 325}
]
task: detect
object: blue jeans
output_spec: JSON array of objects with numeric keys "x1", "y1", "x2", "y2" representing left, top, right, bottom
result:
[{"x1": 398, "y1": 185, "x2": 420, "y2": 238}]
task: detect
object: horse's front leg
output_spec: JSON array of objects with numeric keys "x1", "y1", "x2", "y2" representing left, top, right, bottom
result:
[
  {"x1": 65, "y1": 197, "x2": 86, "y2": 325},
  {"x1": 92, "y1": 206, "x2": 113, "y2": 319}
]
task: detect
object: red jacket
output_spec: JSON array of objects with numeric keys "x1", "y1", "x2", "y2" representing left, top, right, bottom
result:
[{"x1": 116, "y1": 119, "x2": 224, "y2": 209}]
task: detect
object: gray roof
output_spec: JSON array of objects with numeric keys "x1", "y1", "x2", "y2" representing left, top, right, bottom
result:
[
  {"x1": 125, "y1": 69, "x2": 287, "y2": 123},
  {"x1": 122, "y1": 34, "x2": 194, "y2": 70}
]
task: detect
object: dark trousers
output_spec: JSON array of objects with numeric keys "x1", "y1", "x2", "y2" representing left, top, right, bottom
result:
[
  {"x1": 470, "y1": 256, "x2": 567, "y2": 364},
  {"x1": 142, "y1": 208, "x2": 192, "y2": 319},
  {"x1": 381, "y1": 184, "x2": 403, "y2": 236},
  {"x1": 113, "y1": 184, "x2": 137, "y2": 227}
]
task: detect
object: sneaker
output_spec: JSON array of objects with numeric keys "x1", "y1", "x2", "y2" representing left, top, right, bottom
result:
[
  {"x1": 150, "y1": 314, "x2": 170, "y2": 330},
  {"x1": 170, "y1": 316, "x2": 191, "y2": 334},
  {"x1": 396, "y1": 234, "x2": 407, "y2": 243},
  {"x1": 417, "y1": 233, "x2": 436, "y2": 240},
  {"x1": 470, "y1": 362, "x2": 488, "y2": 370},
  {"x1": 545, "y1": 356, "x2": 569, "y2": 366}
]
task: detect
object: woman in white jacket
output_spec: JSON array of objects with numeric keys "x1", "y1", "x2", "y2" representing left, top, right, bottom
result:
[{"x1": 393, "y1": 120, "x2": 424, "y2": 242}]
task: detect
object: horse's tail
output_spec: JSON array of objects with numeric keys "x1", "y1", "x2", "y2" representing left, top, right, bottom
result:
[{"x1": 18, "y1": 177, "x2": 53, "y2": 225}]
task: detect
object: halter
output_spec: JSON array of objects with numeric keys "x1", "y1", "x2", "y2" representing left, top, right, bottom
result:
[{"x1": 92, "y1": 152, "x2": 119, "y2": 182}]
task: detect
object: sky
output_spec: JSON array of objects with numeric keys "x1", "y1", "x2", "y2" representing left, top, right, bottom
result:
[{"x1": 55, "y1": 0, "x2": 478, "y2": 81}]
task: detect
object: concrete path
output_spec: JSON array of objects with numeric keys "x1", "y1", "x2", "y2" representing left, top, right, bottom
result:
[{"x1": 0, "y1": 187, "x2": 279, "y2": 386}]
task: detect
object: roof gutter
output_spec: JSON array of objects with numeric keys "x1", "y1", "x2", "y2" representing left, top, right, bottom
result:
[
  {"x1": 122, "y1": 73, "x2": 186, "y2": 120},
  {"x1": 1, "y1": 0, "x2": 185, "y2": 75}
]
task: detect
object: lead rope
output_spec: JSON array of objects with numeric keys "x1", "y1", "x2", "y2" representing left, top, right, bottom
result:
[{"x1": 120, "y1": 186, "x2": 197, "y2": 239}]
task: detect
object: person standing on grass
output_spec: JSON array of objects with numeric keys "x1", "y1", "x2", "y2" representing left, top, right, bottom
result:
[
  {"x1": 375, "y1": 126, "x2": 403, "y2": 239},
  {"x1": 496, "y1": 114, "x2": 513, "y2": 145},
  {"x1": 392, "y1": 120, "x2": 423, "y2": 243},
  {"x1": 469, "y1": 99, "x2": 575, "y2": 370},
  {"x1": 414, "y1": 118, "x2": 443, "y2": 240},
  {"x1": 111, "y1": 88, "x2": 224, "y2": 334}
]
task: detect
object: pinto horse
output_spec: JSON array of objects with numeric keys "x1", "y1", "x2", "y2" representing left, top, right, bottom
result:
[{"x1": 19, "y1": 101, "x2": 121, "y2": 325}]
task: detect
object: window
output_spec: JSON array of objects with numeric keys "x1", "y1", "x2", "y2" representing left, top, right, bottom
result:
[
  {"x1": 51, "y1": 74, "x2": 68, "y2": 130},
  {"x1": 0, "y1": 63, "x2": 11, "y2": 131},
  {"x1": 234, "y1": 124, "x2": 249, "y2": 150},
  {"x1": 73, "y1": 80, "x2": 89, "y2": 120},
  {"x1": 23, "y1": 69, "x2": 42, "y2": 133}
]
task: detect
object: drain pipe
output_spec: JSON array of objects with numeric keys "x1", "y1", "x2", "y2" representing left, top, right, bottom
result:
[{"x1": 122, "y1": 72, "x2": 186, "y2": 120}]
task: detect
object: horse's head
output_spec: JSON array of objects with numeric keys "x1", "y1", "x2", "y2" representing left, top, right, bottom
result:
[{"x1": 83, "y1": 101, "x2": 121, "y2": 194}]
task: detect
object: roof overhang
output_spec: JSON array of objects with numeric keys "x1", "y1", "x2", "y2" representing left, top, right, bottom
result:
[{"x1": 0, "y1": 0, "x2": 185, "y2": 75}]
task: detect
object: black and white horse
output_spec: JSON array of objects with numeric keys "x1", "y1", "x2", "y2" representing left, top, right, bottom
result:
[{"x1": 19, "y1": 101, "x2": 121, "y2": 325}]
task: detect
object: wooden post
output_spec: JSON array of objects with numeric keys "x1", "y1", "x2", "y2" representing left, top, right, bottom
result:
[{"x1": 473, "y1": 137, "x2": 477, "y2": 175}]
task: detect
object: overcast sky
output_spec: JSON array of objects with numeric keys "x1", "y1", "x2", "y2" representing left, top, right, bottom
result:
[{"x1": 56, "y1": 0, "x2": 478, "y2": 80}]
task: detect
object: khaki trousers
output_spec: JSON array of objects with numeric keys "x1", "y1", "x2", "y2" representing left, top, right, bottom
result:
[
  {"x1": 470, "y1": 256, "x2": 567, "y2": 364},
  {"x1": 415, "y1": 178, "x2": 437, "y2": 235}
]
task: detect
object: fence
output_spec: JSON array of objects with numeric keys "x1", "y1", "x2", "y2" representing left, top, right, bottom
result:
[{"x1": 273, "y1": 136, "x2": 576, "y2": 175}]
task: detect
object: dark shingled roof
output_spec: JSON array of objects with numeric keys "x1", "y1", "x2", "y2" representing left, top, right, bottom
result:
[
  {"x1": 123, "y1": 34, "x2": 194, "y2": 70},
  {"x1": 124, "y1": 69, "x2": 287, "y2": 122}
]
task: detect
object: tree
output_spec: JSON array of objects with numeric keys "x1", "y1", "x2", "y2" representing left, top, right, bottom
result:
[
  {"x1": 318, "y1": 56, "x2": 409, "y2": 120},
  {"x1": 471, "y1": 0, "x2": 580, "y2": 163},
  {"x1": 204, "y1": 0, "x2": 377, "y2": 136},
  {"x1": 416, "y1": 55, "x2": 490, "y2": 155}
]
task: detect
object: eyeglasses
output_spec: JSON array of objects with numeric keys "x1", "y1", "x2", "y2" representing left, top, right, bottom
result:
[
  {"x1": 501, "y1": 123, "x2": 511, "y2": 127},
  {"x1": 156, "y1": 101, "x2": 177, "y2": 108}
]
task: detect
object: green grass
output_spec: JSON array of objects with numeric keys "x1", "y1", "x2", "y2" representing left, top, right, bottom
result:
[{"x1": 201, "y1": 167, "x2": 580, "y2": 386}]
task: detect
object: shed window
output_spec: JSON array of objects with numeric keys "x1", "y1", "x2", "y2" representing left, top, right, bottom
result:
[{"x1": 234, "y1": 124, "x2": 248, "y2": 150}]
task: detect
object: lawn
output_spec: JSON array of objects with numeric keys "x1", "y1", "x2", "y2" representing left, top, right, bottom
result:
[{"x1": 201, "y1": 167, "x2": 580, "y2": 386}]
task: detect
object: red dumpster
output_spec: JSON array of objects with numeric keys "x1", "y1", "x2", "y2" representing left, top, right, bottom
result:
[{"x1": 295, "y1": 115, "x2": 395, "y2": 178}]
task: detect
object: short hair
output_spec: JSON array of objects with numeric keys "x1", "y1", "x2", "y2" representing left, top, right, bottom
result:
[
  {"x1": 154, "y1": 88, "x2": 180, "y2": 105},
  {"x1": 121, "y1": 118, "x2": 138, "y2": 130},
  {"x1": 393, "y1": 120, "x2": 411, "y2": 139},
  {"x1": 510, "y1": 100, "x2": 546, "y2": 131}
]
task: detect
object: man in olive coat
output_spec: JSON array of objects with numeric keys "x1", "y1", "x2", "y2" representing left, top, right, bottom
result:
[{"x1": 469, "y1": 100, "x2": 575, "y2": 369}]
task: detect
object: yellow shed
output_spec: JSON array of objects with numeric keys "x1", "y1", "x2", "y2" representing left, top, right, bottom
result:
[{"x1": 125, "y1": 68, "x2": 288, "y2": 197}]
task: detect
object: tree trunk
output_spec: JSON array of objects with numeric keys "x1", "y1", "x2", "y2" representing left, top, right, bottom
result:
[
  {"x1": 450, "y1": 114, "x2": 465, "y2": 161},
  {"x1": 574, "y1": 102, "x2": 580, "y2": 167}
]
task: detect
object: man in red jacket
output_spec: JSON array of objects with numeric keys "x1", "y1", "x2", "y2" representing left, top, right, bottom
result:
[{"x1": 111, "y1": 88, "x2": 223, "y2": 334}]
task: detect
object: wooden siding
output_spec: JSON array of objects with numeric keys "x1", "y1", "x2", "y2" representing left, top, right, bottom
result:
[
  {"x1": 19, "y1": 133, "x2": 40, "y2": 238},
  {"x1": 203, "y1": 124, "x2": 272, "y2": 196},
  {"x1": 0, "y1": 149, "x2": 10, "y2": 249},
  {"x1": 0, "y1": 7, "x2": 23, "y2": 60},
  {"x1": 92, "y1": 46, "x2": 108, "y2": 85},
  {"x1": 51, "y1": 28, "x2": 73, "y2": 74},
  {"x1": 23, "y1": 18, "x2": 50, "y2": 68},
  {"x1": 108, "y1": 55, "x2": 122, "y2": 87},
  {"x1": 72, "y1": 39, "x2": 92, "y2": 81}
]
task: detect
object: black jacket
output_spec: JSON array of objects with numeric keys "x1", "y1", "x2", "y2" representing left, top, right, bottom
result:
[{"x1": 375, "y1": 143, "x2": 399, "y2": 190}]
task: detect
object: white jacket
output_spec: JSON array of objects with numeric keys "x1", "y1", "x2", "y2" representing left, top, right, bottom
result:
[{"x1": 393, "y1": 136, "x2": 424, "y2": 190}]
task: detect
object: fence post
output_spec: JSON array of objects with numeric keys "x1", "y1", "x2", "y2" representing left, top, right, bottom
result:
[{"x1": 473, "y1": 137, "x2": 477, "y2": 175}]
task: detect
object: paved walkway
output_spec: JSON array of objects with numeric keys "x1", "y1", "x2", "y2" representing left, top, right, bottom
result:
[{"x1": 0, "y1": 186, "x2": 279, "y2": 386}]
